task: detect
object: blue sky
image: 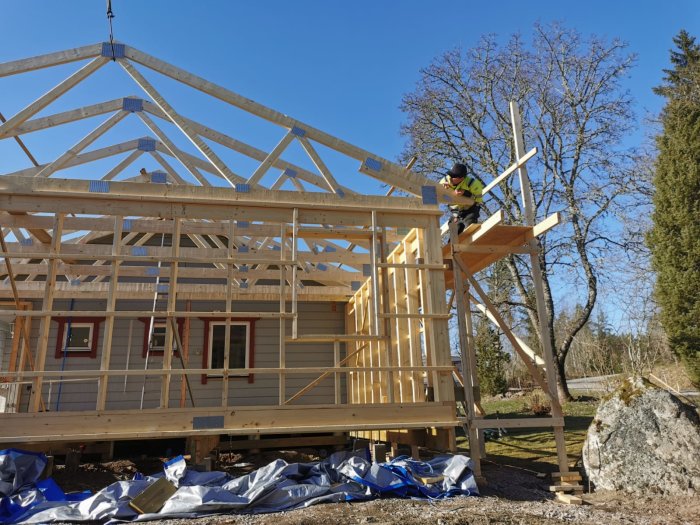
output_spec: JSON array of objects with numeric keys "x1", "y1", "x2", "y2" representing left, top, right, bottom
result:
[
  {"x1": 0, "y1": 0, "x2": 696, "y2": 327},
  {"x1": 1, "y1": 0, "x2": 696, "y2": 184}
]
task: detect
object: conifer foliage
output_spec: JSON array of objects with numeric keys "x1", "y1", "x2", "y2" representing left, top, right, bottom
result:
[{"x1": 648, "y1": 30, "x2": 700, "y2": 385}]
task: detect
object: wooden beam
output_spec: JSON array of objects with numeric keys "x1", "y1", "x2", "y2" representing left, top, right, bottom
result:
[
  {"x1": 137, "y1": 112, "x2": 210, "y2": 186},
  {"x1": 102, "y1": 150, "x2": 145, "y2": 181},
  {"x1": 142, "y1": 101, "x2": 356, "y2": 196},
  {"x1": 247, "y1": 130, "x2": 295, "y2": 186},
  {"x1": 35, "y1": 111, "x2": 128, "y2": 178},
  {"x1": 124, "y1": 45, "x2": 462, "y2": 202},
  {"x1": 0, "y1": 403, "x2": 458, "y2": 442},
  {"x1": 482, "y1": 147, "x2": 538, "y2": 195},
  {"x1": 0, "y1": 43, "x2": 102, "y2": 78},
  {"x1": 0, "y1": 57, "x2": 109, "y2": 139},
  {"x1": 2, "y1": 139, "x2": 142, "y2": 177},
  {"x1": 118, "y1": 59, "x2": 239, "y2": 186},
  {"x1": 10, "y1": 99, "x2": 124, "y2": 137},
  {"x1": 297, "y1": 136, "x2": 342, "y2": 193}
]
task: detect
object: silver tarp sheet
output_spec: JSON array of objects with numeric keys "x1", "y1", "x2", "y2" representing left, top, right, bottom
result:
[{"x1": 0, "y1": 448, "x2": 478, "y2": 523}]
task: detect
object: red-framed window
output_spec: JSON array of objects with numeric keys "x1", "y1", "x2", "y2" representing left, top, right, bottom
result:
[
  {"x1": 137, "y1": 317, "x2": 186, "y2": 357},
  {"x1": 53, "y1": 317, "x2": 105, "y2": 358},
  {"x1": 200, "y1": 317, "x2": 257, "y2": 384}
]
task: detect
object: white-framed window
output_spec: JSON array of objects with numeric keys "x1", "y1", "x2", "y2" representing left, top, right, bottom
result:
[
  {"x1": 63, "y1": 323, "x2": 94, "y2": 352},
  {"x1": 206, "y1": 321, "x2": 250, "y2": 377},
  {"x1": 53, "y1": 317, "x2": 104, "y2": 358},
  {"x1": 149, "y1": 322, "x2": 167, "y2": 352}
]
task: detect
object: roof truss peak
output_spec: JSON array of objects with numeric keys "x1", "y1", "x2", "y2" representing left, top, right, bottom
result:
[{"x1": 0, "y1": 42, "x2": 471, "y2": 209}]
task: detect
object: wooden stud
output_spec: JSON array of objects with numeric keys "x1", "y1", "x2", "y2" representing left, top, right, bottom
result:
[
  {"x1": 159, "y1": 218, "x2": 181, "y2": 408},
  {"x1": 96, "y1": 215, "x2": 123, "y2": 410},
  {"x1": 29, "y1": 213, "x2": 64, "y2": 412}
]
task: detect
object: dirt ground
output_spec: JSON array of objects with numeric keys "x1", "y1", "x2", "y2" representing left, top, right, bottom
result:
[{"x1": 48, "y1": 449, "x2": 700, "y2": 525}]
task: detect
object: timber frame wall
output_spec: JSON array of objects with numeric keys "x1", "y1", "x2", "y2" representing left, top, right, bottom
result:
[{"x1": 0, "y1": 42, "x2": 570, "y2": 476}]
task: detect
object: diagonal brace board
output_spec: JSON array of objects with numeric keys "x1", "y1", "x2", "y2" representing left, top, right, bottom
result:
[
  {"x1": 117, "y1": 59, "x2": 239, "y2": 187},
  {"x1": 0, "y1": 57, "x2": 110, "y2": 139}
]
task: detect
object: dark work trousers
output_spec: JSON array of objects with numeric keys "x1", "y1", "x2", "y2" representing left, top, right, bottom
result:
[{"x1": 451, "y1": 205, "x2": 481, "y2": 234}]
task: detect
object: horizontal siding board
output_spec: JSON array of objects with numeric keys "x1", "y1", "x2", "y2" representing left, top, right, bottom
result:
[{"x1": 18, "y1": 300, "x2": 348, "y2": 411}]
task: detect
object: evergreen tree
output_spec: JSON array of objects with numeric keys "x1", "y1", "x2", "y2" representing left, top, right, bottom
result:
[
  {"x1": 648, "y1": 30, "x2": 700, "y2": 385},
  {"x1": 474, "y1": 318, "x2": 510, "y2": 396}
]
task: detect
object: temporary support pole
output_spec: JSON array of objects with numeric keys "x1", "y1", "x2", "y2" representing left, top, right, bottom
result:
[
  {"x1": 449, "y1": 222, "x2": 482, "y2": 476},
  {"x1": 510, "y1": 101, "x2": 569, "y2": 474}
]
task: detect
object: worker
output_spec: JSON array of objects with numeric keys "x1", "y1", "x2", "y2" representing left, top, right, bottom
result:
[{"x1": 440, "y1": 162, "x2": 484, "y2": 234}]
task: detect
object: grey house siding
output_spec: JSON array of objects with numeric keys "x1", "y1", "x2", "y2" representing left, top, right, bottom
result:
[{"x1": 18, "y1": 299, "x2": 347, "y2": 412}]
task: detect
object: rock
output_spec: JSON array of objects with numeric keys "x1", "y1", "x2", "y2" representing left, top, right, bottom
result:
[{"x1": 583, "y1": 376, "x2": 700, "y2": 495}]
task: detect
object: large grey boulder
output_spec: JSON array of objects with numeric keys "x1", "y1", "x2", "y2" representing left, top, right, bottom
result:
[{"x1": 583, "y1": 376, "x2": 700, "y2": 495}]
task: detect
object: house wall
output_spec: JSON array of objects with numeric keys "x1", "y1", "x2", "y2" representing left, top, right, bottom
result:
[{"x1": 11, "y1": 299, "x2": 347, "y2": 412}]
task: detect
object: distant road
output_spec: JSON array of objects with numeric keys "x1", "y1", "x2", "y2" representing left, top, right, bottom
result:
[
  {"x1": 568, "y1": 374, "x2": 699, "y2": 400},
  {"x1": 567, "y1": 374, "x2": 621, "y2": 392}
]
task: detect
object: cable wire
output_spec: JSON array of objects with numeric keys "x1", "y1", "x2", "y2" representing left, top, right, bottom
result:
[{"x1": 106, "y1": 0, "x2": 117, "y2": 60}]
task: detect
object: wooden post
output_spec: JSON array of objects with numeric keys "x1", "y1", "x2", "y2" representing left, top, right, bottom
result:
[
  {"x1": 291, "y1": 208, "x2": 299, "y2": 340},
  {"x1": 372, "y1": 210, "x2": 393, "y2": 402},
  {"x1": 30, "y1": 213, "x2": 64, "y2": 412},
  {"x1": 333, "y1": 340, "x2": 341, "y2": 404},
  {"x1": 279, "y1": 220, "x2": 287, "y2": 404},
  {"x1": 221, "y1": 220, "x2": 235, "y2": 407},
  {"x1": 449, "y1": 223, "x2": 482, "y2": 475},
  {"x1": 159, "y1": 218, "x2": 181, "y2": 409},
  {"x1": 97, "y1": 215, "x2": 124, "y2": 410},
  {"x1": 403, "y1": 236, "x2": 424, "y2": 402},
  {"x1": 510, "y1": 101, "x2": 569, "y2": 474}
]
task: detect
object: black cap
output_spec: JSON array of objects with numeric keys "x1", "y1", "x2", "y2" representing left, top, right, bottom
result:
[{"x1": 448, "y1": 163, "x2": 467, "y2": 178}]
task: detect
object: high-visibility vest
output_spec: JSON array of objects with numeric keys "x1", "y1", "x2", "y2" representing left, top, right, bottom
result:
[{"x1": 440, "y1": 175, "x2": 484, "y2": 209}]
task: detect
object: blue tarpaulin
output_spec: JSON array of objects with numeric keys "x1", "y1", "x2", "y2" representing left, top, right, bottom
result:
[{"x1": 0, "y1": 448, "x2": 478, "y2": 523}]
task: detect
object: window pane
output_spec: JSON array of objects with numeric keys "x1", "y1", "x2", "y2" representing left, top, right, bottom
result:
[
  {"x1": 211, "y1": 324, "x2": 247, "y2": 371},
  {"x1": 151, "y1": 325, "x2": 166, "y2": 349},
  {"x1": 67, "y1": 326, "x2": 91, "y2": 350}
]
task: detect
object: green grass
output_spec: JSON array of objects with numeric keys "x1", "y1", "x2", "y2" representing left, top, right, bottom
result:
[{"x1": 456, "y1": 390, "x2": 600, "y2": 473}]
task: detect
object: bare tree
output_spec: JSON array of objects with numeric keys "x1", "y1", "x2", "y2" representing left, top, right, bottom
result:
[{"x1": 400, "y1": 23, "x2": 639, "y2": 401}]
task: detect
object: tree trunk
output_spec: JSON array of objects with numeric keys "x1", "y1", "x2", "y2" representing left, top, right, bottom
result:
[{"x1": 556, "y1": 354, "x2": 573, "y2": 403}]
